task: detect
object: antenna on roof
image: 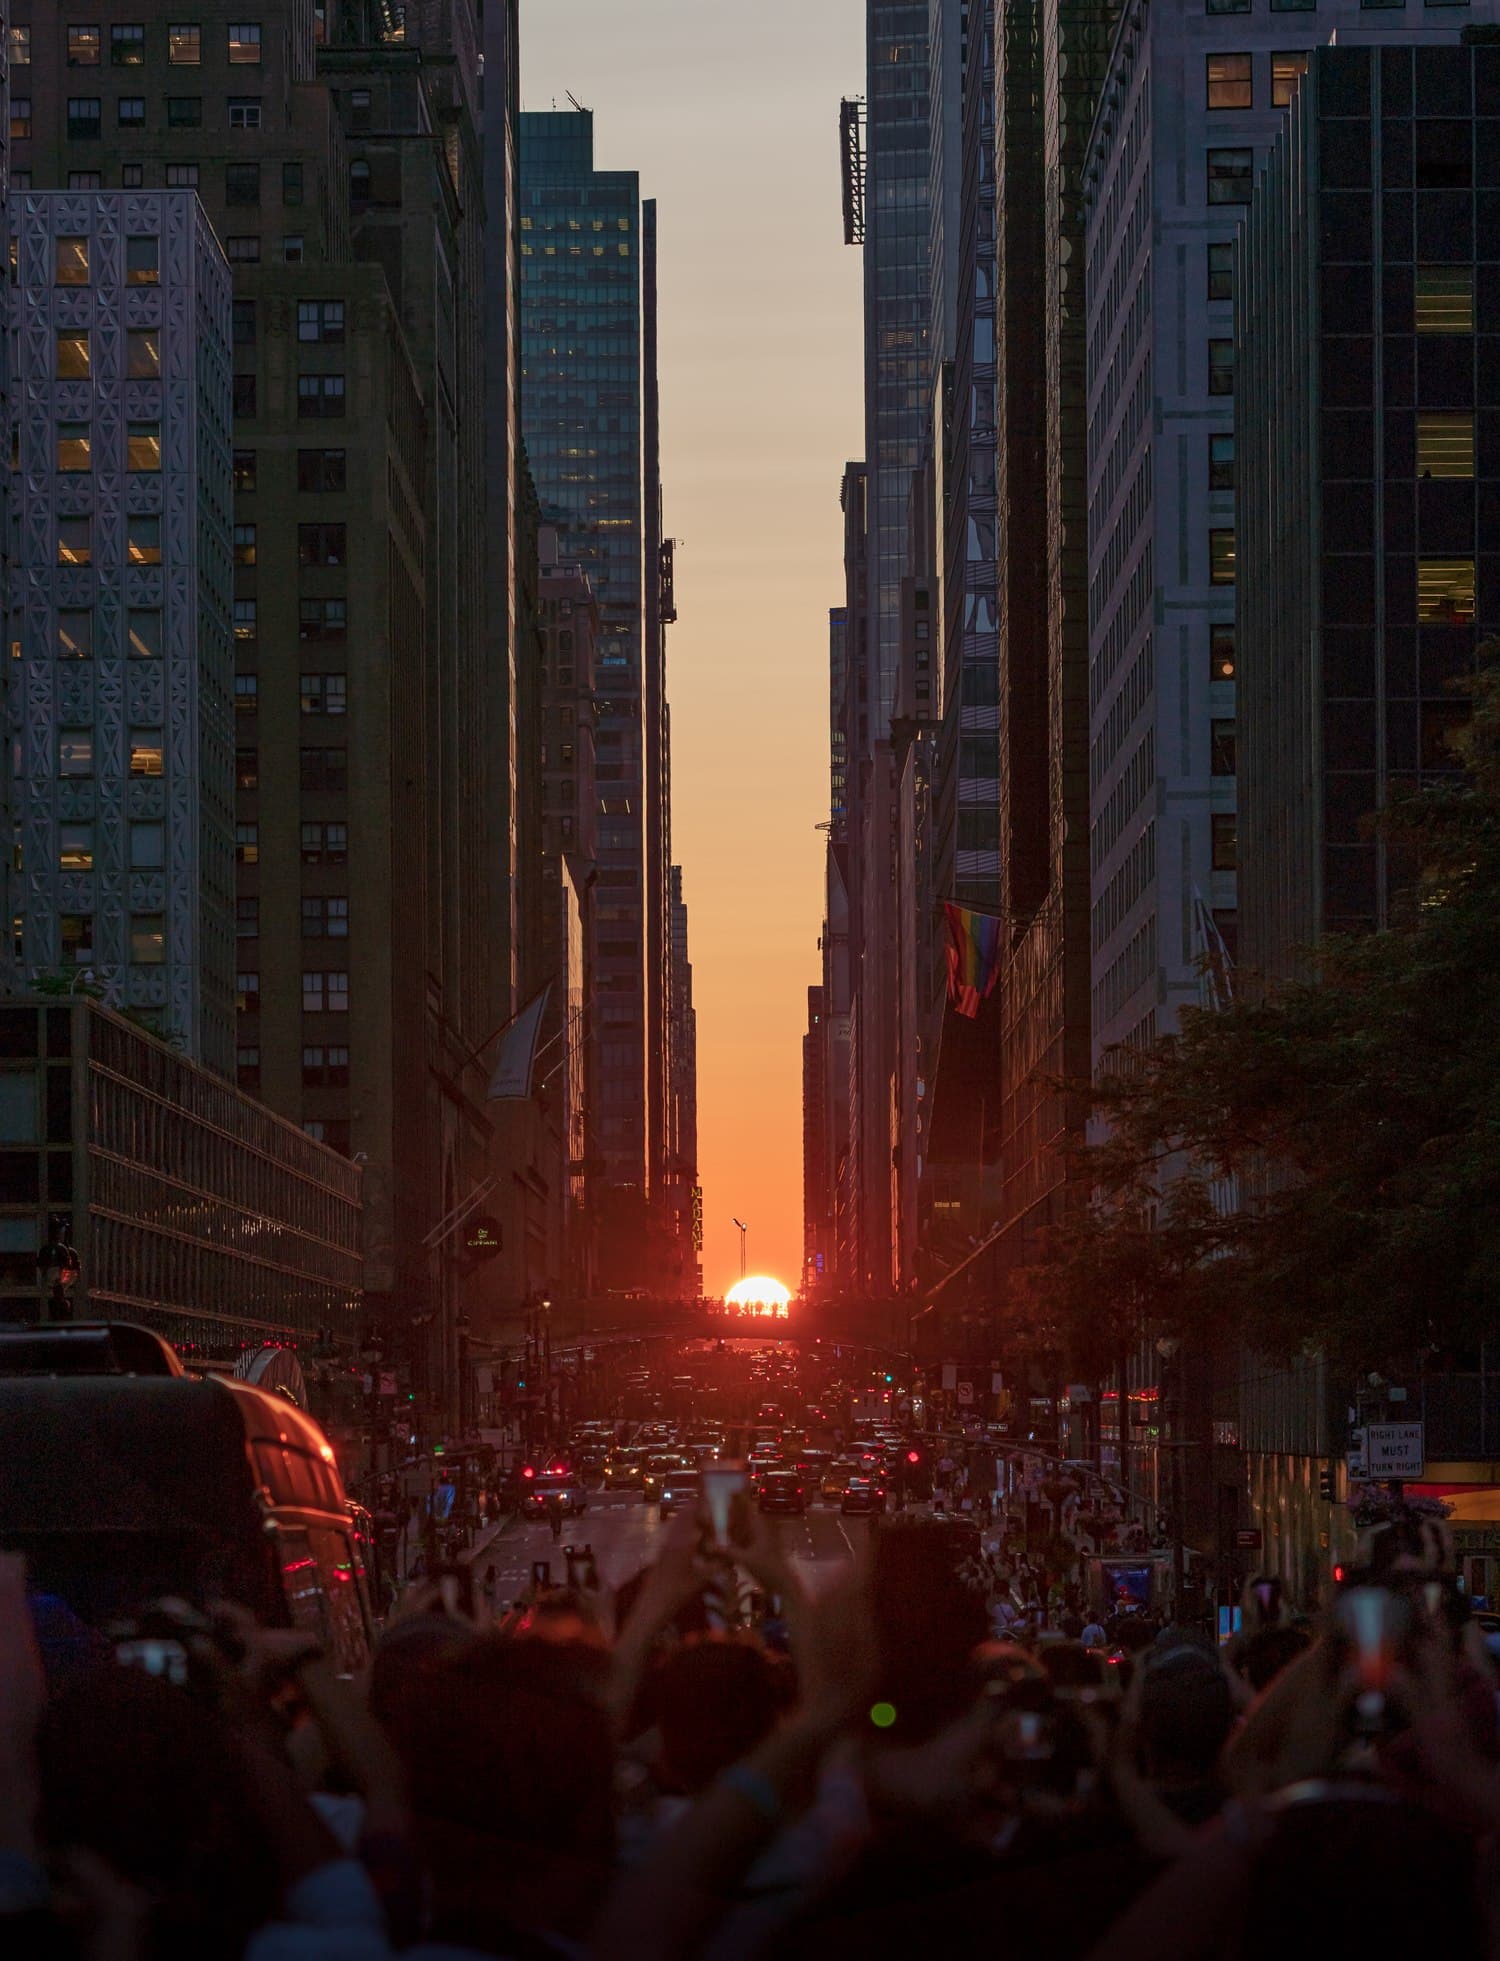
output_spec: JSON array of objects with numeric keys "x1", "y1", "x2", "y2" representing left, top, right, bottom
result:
[{"x1": 566, "y1": 90, "x2": 589, "y2": 114}]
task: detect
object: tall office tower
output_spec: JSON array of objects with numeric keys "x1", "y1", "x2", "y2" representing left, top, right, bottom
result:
[
  {"x1": 1240, "y1": 37, "x2": 1500, "y2": 984},
  {"x1": 987, "y1": 0, "x2": 1112, "y2": 1279},
  {"x1": 0, "y1": 5, "x2": 12, "y2": 990},
  {"x1": 16, "y1": 4, "x2": 504, "y2": 1427},
  {"x1": 802, "y1": 983, "x2": 830, "y2": 1293},
  {"x1": 520, "y1": 109, "x2": 666, "y2": 1288},
  {"x1": 667, "y1": 863, "x2": 697, "y2": 1295},
  {"x1": 1082, "y1": 0, "x2": 1497, "y2": 1080},
  {"x1": 10, "y1": 192, "x2": 234, "y2": 1065},
  {"x1": 935, "y1": 0, "x2": 999, "y2": 915}
]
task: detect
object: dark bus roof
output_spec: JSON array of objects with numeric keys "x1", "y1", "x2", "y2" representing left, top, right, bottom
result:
[{"x1": 0, "y1": 1373, "x2": 345, "y2": 1535}]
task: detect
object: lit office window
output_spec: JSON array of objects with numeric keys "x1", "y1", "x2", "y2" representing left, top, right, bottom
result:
[
  {"x1": 128, "y1": 610, "x2": 161, "y2": 658},
  {"x1": 59, "y1": 825, "x2": 94, "y2": 871},
  {"x1": 1417, "y1": 413, "x2": 1475, "y2": 479},
  {"x1": 1271, "y1": 50, "x2": 1309, "y2": 106},
  {"x1": 131, "y1": 917, "x2": 166, "y2": 965},
  {"x1": 1417, "y1": 560, "x2": 1475, "y2": 623},
  {"x1": 1210, "y1": 528, "x2": 1236, "y2": 584},
  {"x1": 1415, "y1": 266, "x2": 1474, "y2": 334},
  {"x1": 129, "y1": 731, "x2": 165, "y2": 778},
  {"x1": 1206, "y1": 53, "x2": 1252, "y2": 109}
]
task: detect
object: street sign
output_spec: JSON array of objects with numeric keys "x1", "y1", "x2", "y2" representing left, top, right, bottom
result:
[
  {"x1": 463, "y1": 1213, "x2": 503, "y2": 1260},
  {"x1": 1235, "y1": 1527, "x2": 1263, "y2": 1550},
  {"x1": 1364, "y1": 1422, "x2": 1425, "y2": 1480},
  {"x1": 956, "y1": 1380, "x2": 974, "y2": 1406},
  {"x1": 1347, "y1": 1427, "x2": 1367, "y2": 1480}
]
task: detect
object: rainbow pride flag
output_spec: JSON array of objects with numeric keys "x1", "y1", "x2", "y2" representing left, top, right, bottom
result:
[{"x1": 944, "y1": 901, "x2": 1003, "y2": 1019}]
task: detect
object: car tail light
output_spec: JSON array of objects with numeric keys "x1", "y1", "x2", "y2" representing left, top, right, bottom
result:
[
  {"x1": 551, "y1": 1464, "x2": 566, "y2": 1475},
  {"x1": 522, "y1": 1466, "x2": 535, "y2": 1479}
]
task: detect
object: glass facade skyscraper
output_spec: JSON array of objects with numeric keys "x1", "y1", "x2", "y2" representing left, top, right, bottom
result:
[{"x1": 520, "y1": 110, "x2": 648, "y2": 1193}]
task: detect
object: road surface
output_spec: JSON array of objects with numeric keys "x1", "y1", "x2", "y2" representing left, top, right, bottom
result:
[{"x1": 476, "y1": 1490, "x2": 875, "y2": 1614}]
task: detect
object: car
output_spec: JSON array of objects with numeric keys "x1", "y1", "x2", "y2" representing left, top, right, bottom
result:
[
  {"x1": 659, "y1": 1470, "x2": 702, "y2": 1513},
  {"x1": 757, "y1": 1471, "x2": 808, "y2": 1516},
  {"x1": 822, "y1": 1458, "x2": 857, "y2": 1499},
  {"x1": 840, "y1": 1476, "x2": 887, "y2": 1516},
  {"x1": 643, "y1": 1452, "x2": 691, "y2": 1502},
  {"x1": 523, "y1": 1472, "x2": 587, "y2": 1519},
  {"x1": 603, "y1": 1449, "x2": 646, "y2": 1489}
]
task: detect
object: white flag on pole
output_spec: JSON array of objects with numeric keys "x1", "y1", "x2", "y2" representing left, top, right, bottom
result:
[{"x1": 486, "y1": 986, "x2": 550, "y2": 1100}]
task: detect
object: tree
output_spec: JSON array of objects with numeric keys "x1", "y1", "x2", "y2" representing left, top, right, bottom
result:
[{"x1": 1037, "y1": 660, "x2": 1500, "y2": 1376}]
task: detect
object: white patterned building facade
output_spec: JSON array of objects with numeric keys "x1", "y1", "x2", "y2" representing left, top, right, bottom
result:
[{"x1": 9, "y1": 190, "x2": 234, "y2": 1069}]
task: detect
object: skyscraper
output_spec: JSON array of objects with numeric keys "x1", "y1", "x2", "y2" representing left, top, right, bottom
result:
[
  {"x1": 10, "y1": 192, "x2": 235, "y2": 1068},
  {"x1": 519, "y1": 108, "x2": 678, "y2": 1289}
]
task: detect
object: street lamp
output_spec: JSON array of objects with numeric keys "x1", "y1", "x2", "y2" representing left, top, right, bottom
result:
[{"x1": 732, "y1": 1218, "x2": 748, "y2": 1280}]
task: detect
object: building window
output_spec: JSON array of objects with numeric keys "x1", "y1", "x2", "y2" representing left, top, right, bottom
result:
[
  {"x1": 126, "y1": 423, "x2": 161, "y2": 472},
  {"x1": 228, "y1": 97, "x2": 262, "y2": 130},
  {"x1": 233, "y1": 450, "x2": 257, "y2": 493},
  {"x1": 127, "y1": 329, "x2": 161, "y2": 379},
  {"x1": 227, "y1": 239, "x2": 261, "y2": 267},
  {"x1": 1417, "y1": 412, "x2": 1475, "y2": 479},
  {"x1": 10, "y1": 99, "x2": 31, "y2": 141},
  {"x1": 283, "y1": 235, "x2": 305, "y2": 264},
  {"x1": 1271, "y1": 0, "x2": 1315, "y2": 9},
  {"x1": 297, "y1": 523, "x2": 346, "y2": 567},
  {"x1": 56, "y1": 238, "x2": 89, "y2": 286},
  {"x1": 166, "y1": 164, "x2": 200, "y2": 189},
  {"x1": 233, "y1": 523, "x2": 257, "y2": 566},
  {"x1": 1208, "y1": 340, "x2": 1235, "y2": 396},
  {"x1": 111, "y1": 24, "x2": 146, "y2": 64},
  {"x1": 1415, "y1": 266, "x2": 1474, "y2": 334},
  {"x1": 301, "y1": 822, "x2": 348, "y2": 865},
  {"x1": 167, "y1": 96, "x2": 203, "y2": 128},
  {"x1": 57, "y1": 611, "x2": 93, "y2": 660},
  {"x1": 129, "y1": 731, "x2": 164, "y2": 778},
  {"x1": 226, "y1": 161, "x2": 260, "y2": 206},
  {"x1": 302, "y1": 971, "x2": 350, "y2": 1013},
  {"x1": 61, "y1": 916, "x2": 95, "y2": 964},
  {"x1": 300, "y1": 673, "x2": 347, "y2": 715},
  {"x1": 11, "y1": 25, "x2": 30, "y2": 63},
  {"x1": 302, "y1": 896, "x2": 350, "y2": 938},
  {"x1": 300, "y1": 747, "x2": 348, "y2": 793},
  {"x1": 299, "y1": 598, "x2": 348, "y2": 638},
  {"x1": 1210, "y1": 434, "x2": 1235, "y2": 492},
  {"x1": 58, "y1": 518, "x2": 92, "y2": 568},
  {"x1": 236, "y1": 747, "x2": 258, "y2": 790},
  {"x1": 297, "y1": 300, "x2": 345, "y2": 343},
  {"x1": 59, "y1": 825, "x2": 94, "y2": 871},
  {"x1": 1210, "y1": 528, "x2": 1236, "y2": 584},
  {"x1": 122, "y1": 165, "x2": 144, "y2": 188},
  {"x1": 233, "y1": 294, "x2": 257, "y2": 344},
  {"x1": 129, "y1": 917, "x2": 165, "y2": 966},
  {"x1": 1206, "y1": 53, "x2": 1252, "y2": 109},
  {"x1": 127, "y1": 609, "x2": 161, "y2": 659},
  {"x1": 130, "y1": 821, "x2": 164, "y2": 868},
  {"x1": 169, "y1": 23, "x2": 201, "y2": 64},
  {"x1": 68, "y1": 172, "x2": 103, "y2": 190},
  {"x1": 237, "y1": 1047, "x2": 261, "y2": 1092},
  {"x1": 118, "y1": 97, "x2": 146, "y2": 127},
  {"x1": 284, "y1": 161, "x2": 305, "y2": 205},
  {"x1": 303, "y1": 1045, "x2": 350, "y2": 1088},
  {"x1": 56, "y1": 425, "x2": 91, "y2": 472},
  {"x1": 125, "y1": 236, "x2": 159, "y2": 284},
  {"x1": 297, "y1": 375, "x2": 346, "y2": 418},
  {"x1": 56, "y1": 331, "x2": 91, "y2": 380},
  {"x1": 1207, "y1": 148, "x2": 1254, "y2": 204},
  {"x1": 1271, "y1": 50, "x2": 1309, "y2": 105},
  {"x1": 67, "y1": 98, "x2": 102, "y2": 140},
  {"x1": 67, "y1": 26, "x2": 101, "y2": 65},
  {"x1": 1211, "y1": 720, "x2": 1237, "y2": 776},
  {"x1": 128, "y1": 517, "x2": 162, "y2": 565},
  {"x1": 1418, "y1": 559, "x2": 1476, "y2": 624},
  {"x1": 236, "y1": 823, "x2": 259, "y2": 864},
  {"x1": 233, "y1": 374, "x2": 258, "y2": 418},
  {"x1": 350, "y1": 160, "x2": 372, "y2": 207},
  {"x1": 237, "y1": 972, "x2": 259, "y2": 1012},
  {"x1": 228, "y1": 22, "x2": 263, "y2": 62},
  {"x1": 58, "y1": 731, "x2": 94, "y2": 779},
  {"x1": 234, "y1": 674, "x2": 258, "y2": 713},
  {"x1": 1211, "y1": 814, "x2": 1238, "y2": 871},
  {"x1": 236, "y1": 896, "x2": 259, "y2": 938},
  {"x1": 297, "y1": 449, "x2": 347, "y2": 493}
]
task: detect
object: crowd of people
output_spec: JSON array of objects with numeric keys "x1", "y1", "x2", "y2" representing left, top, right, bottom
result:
[{"x1": 5, "y1": 1499, "x2": 1500, "y2": 1958}]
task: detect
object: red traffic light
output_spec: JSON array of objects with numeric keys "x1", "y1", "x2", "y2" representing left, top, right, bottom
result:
[
  {"x1": 906, "y1": 1450, "x2": 920, "y2": 1464},
  {"x1": 521, "y1": 1465, "x2": 535, "y2": 1479}
]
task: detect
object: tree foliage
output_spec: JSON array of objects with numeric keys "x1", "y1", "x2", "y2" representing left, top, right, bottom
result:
[{"x1": 1036, "y1": 661, "x2": 1500, "y2": 1376}]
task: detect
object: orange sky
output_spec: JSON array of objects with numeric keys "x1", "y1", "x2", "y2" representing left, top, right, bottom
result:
[{"x1": 523, "y1": 1, "x2": 865, "y2": 1297}]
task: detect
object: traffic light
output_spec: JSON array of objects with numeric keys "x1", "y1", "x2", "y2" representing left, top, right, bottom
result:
[{"x1": 1318, "y1": 1466, "x2": 1337, "y2": 1503}]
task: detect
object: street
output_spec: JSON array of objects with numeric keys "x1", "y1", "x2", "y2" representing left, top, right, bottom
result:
[{"x1": 478, "y1": 1491, "x2": 875, "y2": 1613}]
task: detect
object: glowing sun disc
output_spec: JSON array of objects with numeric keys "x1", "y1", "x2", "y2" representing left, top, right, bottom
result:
[{"x1": 726, "y1": 1275, "x2": 792, "y2": 1311}]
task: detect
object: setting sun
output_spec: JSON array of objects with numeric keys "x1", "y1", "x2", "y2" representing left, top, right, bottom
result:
[{"x1": 724, "y1": 1276, "x2": 792, "y2": 1317}]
